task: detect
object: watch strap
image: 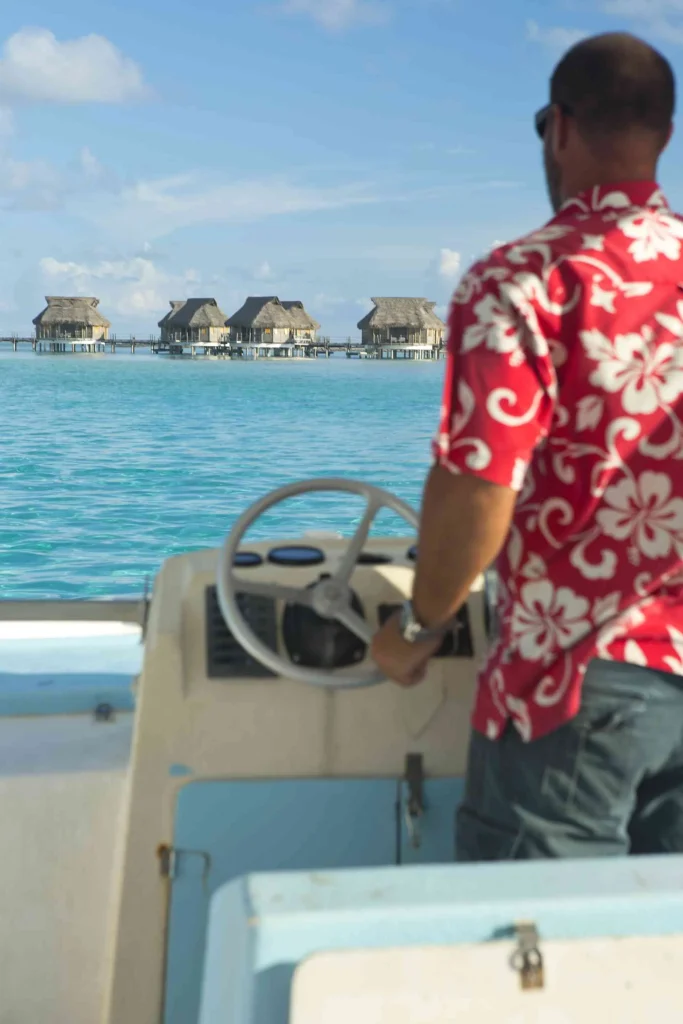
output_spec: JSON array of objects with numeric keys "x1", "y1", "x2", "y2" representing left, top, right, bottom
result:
[{"x1": 399, "y1": 600, "x2": 450, "y2": 644}]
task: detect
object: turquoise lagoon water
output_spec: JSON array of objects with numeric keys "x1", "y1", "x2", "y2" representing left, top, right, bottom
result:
[{"x1": 0, "y1": 354, "x2": 442, "y2": 599}]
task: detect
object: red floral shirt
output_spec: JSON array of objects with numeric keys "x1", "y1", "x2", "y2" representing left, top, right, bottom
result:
[{"x1": 435, "y1": 181, "x2": 683, "y2": 742}]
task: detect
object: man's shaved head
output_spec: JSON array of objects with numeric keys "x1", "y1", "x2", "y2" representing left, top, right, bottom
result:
[
  {"x1": 542, "y1": 32, "x2": 675, "y2": 211},
  {"x1": 551, "y1": 32, "x2": 675, "y2": 148}
]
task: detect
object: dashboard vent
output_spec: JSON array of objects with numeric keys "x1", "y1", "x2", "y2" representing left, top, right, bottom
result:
[{"x1": 205, "y1": 586, "x2": 277, "y2": 678}]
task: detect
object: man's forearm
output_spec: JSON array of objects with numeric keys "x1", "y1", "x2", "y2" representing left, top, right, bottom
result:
[{"x1": 411, "y1": 464, "x2": 517, "y2": 630}]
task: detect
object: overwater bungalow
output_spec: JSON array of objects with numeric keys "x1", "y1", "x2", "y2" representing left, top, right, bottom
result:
[
  {"x1": 357, "y1": 297, "x2": 445, "y2": 347},
  {"x1": 280, "y1": 300, "x2": 320, "y2": 340},
  {"x1": 226, "y1": 296, "x2": 320, "y2": 346},
  {"x1": 158, "y1": 298, "x2": 229, "y2": 345},
  {"x1": 33, "y1": 297, "x2": 111, "y2": 341}
]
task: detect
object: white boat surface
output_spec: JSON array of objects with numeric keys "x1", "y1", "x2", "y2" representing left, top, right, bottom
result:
[{"x1": 1, "y1": 476, "x2": 681, "y2": 1024}]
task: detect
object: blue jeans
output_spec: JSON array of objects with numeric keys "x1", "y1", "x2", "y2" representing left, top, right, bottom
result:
[{"x1": 456, "y1": 659, "x2": 683, "y2": 860}]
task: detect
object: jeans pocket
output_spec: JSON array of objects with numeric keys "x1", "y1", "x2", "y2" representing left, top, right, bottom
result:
[
  {"x1": 575, "y1": 691, "x2": 647, "y2": 739},
  {"x1": 562, "y1": 700, "x2": 647, "y2": 823},
  {"x1": 579, "y1": 659, "x2": 650, "y2": 726}
]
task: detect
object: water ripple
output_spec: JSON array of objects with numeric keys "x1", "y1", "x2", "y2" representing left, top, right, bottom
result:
[{"x1": 0, "y1": 354, "x2": 442, "y2": 598}]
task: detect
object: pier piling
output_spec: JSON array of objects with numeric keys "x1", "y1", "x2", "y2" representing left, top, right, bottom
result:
[{"x1": 0, "y1": 336, "x2": 445, "y2": 361}]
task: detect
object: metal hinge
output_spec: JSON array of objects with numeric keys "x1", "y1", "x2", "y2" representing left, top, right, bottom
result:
[
  {"x1": 93, "y1": 703, "x2": 115, "y2": 723},
  {"x1": 511, "y1": 922, "x2": 544, "y2": 990},
  {"x1": 157, "y1": 844, "x2": 212, "y2": 890},
  {"x1": 404, "y1": 753, "x2": 425, "y2": 850}
]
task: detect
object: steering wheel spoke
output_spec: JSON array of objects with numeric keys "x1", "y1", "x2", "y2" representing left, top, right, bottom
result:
[
  {"x1": 234, "y1": 577, "x2": 313, "y2": 607},
  {"x1": 335, "y1": 605, "x2": 374, "y2": 645},
  {"x1": 334, "y1": 496, "x2": 382, "y2": 585}
]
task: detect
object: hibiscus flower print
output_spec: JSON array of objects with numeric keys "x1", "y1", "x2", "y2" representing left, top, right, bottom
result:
[
  {"x1": 462, "y1": 293, "x2": 521, "y2": 354},
  {"x1": 663, "y1": 626, "x2": 683, "y2": 676},
  {"x1": 618, "y1": 207, "x2": 683, "y2": 263},
  {"x1": 580, "y1": 326, "x2": 683, "y2": 414},
  {"x1": 510, "y1": 457, "x2": 529, "y2": 491},
  {"x1": 597, "y1": 471, "x2": 683, "y2": 559},
  {"x1": 510, "y1": 579, "x2": 590, "y2": 661},
  {"x1": 452, "y1": 270, "x2": 482, "y2": 306},
  {"x1": 656, "y1": 299, "x2": 683, "y2": 341}
]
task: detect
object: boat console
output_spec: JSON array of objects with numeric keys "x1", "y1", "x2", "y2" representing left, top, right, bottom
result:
[
  {"x1": 1, "y1": 477, "x2": 681, "y2": 1024},
  {"x1": 106, "y1": 479, "x2": 485, "y2": 1024}
]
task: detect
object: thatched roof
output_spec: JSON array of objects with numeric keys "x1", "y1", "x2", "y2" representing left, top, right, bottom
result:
[
  {"x1": 227, "y1": 296, "x2": 319, "y2": 330},
  {"x1": 158, "y1": 298, "x2": 228, "y2": 330},
  {"x1": 226, "y1": 297, "x2": 292, "y2": 328},
  {"x1": 357, "y1": 298, "x2": 445, "y2": 331},
  {"x1": 33, "y1": 297, "x2": 111, "y2": 328},
  {"x1": 281, "y1": 300, "x2": 320, "y2": 331}
]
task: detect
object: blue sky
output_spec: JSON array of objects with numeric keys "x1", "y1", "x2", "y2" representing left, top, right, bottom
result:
[{"x1": 1, "y1": 0, "x2": 683, "y2": 338}]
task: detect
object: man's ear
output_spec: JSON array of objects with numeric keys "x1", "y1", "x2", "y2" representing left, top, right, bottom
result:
[
  {"x1": 662, "y1": 121, "x2": 674, "y2": 153},
  {"x1": 551, "y1": 104, "x2": 571, "y2": 156}
]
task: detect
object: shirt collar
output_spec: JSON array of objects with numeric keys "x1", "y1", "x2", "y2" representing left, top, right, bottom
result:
[{"x1": 560, "y1": 181, "x2": 669, "y2": 215}]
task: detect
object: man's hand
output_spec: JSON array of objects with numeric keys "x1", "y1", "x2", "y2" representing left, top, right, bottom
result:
[
  {"x1": 371, "y1": 466, "x2": 516, "y2": 688},
  {"x1": 371, "y1": 611, "x2": 443, "y2": 688}
]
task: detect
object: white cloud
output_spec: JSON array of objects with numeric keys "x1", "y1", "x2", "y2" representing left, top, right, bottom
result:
[
  {"x1": 527, "y1": 20, "x2": 588, "y2": 52},
  {"x1": 75, "y1": 172, "x2": 391, "y2": 244},
  {"x1": 0, "y1": 106, "x2": 13, "y2": 137},
  {"x1": 0, "y1": 29, "x2": 147, "y2": 104},
  {"x1": 602, "y1": 0, "x2": 683, "y2": 13},
  {"x1": 0, "y1": 154, "x2": 63, "y2": 208},
  {"x1": 0, "y1": 144, "x2": 120, "y2": 210},
  {"x1": 39, "y1": 255, "x2": 198, "y2": 317},
  {"x1": 79, "y1": 147, "x2": 104, "y2": 180},
  {"x1": 650, "y1": 18, "x2": 683, "y2": 40},
  {"x1": 438, "y1": 248, "x2": 461, "y2": 279},
  {"x1": 0, "y1": 133, "x2": 405, "y2": 242},
  {"x1": 598, "y1": 2, "x2": 683, "y2": 44},
  {"x1": 281, "y1": 0, "x2": 390, "y2": 31},
  {"x1": 312, "y1": 292, "x2": 350, "y2": 309},
  {"x1": 253, "y1": 260, "x2": 274, "y2": 280}
]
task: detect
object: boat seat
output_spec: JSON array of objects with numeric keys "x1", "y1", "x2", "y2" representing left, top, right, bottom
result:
[
  {"x1": 199, "y1": 858, "x2": 683, "y2": 1024},
  {"x1": 0, "y1": 626, "x2": 141, "y2": 716}
]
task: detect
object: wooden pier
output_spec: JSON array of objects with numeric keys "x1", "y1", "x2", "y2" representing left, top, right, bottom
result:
[
  {"x1": 220, "y1": 341, "x2": 443, "y2": 360},
  {"x1": 0, "y1": 337, "x2": 169, "y2": 355},
  {"x1": 0, "y1": 337, "x2": 445, "y2": 361}
]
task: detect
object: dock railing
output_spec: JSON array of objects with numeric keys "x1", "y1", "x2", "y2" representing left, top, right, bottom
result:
[{"x1": 0, "y1": 336, "x2": 446, "y2": 360}]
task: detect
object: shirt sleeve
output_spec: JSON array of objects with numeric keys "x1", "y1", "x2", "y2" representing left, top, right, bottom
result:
[{"x1": 432, "y1": 265, "x2": 556, "y2": 492}]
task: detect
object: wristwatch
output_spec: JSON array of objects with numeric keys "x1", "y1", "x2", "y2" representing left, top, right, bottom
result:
[{"x1": 399, "y1": 599, "x2": 450, "y2": 645}]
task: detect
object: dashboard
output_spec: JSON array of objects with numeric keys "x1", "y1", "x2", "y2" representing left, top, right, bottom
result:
[{"x1": 205, "y1": 542, "x2": 480, "y2": 679}]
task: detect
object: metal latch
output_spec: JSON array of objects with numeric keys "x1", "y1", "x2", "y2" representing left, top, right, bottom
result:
[
  {"x1": 404, "y1": 753, "x2": 425, "y2": 850},
  {"x1": 157, "y1": 844, "x2": 212, "y2": 890},
  {"x1": 511, "y1": 922, "x2": 544, "y2": 990}
]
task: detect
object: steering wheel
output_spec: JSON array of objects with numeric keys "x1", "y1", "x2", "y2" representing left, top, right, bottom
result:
[{"x1": 216, "y1": 478, "x2": 419, "y2": 688}]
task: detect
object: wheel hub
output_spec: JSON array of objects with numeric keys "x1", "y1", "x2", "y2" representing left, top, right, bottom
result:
[{"x1": 311, "y1": 577, "x2": 351, "y2": 618}]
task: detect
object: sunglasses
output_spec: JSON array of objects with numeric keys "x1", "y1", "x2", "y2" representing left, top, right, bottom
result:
[{"x1": 534, "y1": 102, "x2": 573, "y2": 139}]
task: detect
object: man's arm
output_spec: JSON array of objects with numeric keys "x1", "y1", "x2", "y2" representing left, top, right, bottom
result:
[
  {"x1": 369, "y1": 466, "x2": 516, "y2": 688},
  {"x1": 371, "y1": 257, "x2": 556, "y2": 687},
  {"x1": 411, "y1": 464, "x2": 517, "y2": 630}
]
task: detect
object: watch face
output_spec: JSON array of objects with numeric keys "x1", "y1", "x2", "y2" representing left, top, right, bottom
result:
[
  {"x1": 401, "y1": 604, "x2": 445, "y2": 645},
  {"x1": 401, "y1": 611, "x2": 422, "y2": 643},
  {"x1": 399, "y1": 602, "x2": 414, "y2": 638}
]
